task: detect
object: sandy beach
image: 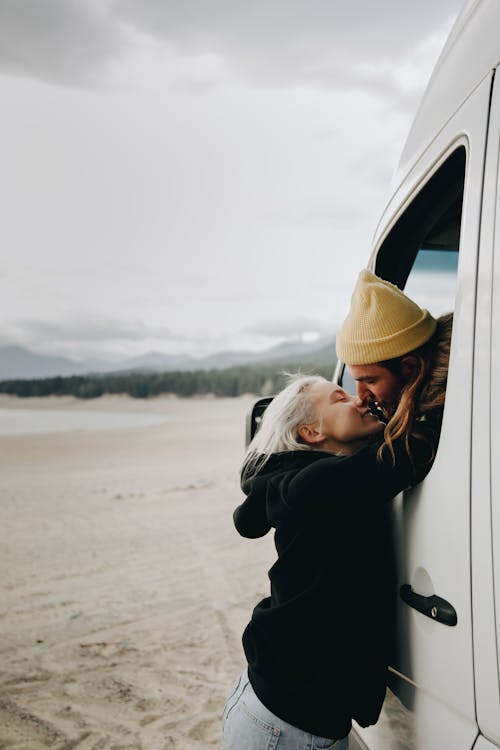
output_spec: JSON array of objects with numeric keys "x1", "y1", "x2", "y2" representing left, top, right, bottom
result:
[{"x1": 0, "y1": 394, "x2": 275, "y2": 750}]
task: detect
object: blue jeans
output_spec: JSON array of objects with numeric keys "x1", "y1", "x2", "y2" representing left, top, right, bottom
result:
[{"x1": 222, "y1": 670, "x2": 349, "y2": 750}]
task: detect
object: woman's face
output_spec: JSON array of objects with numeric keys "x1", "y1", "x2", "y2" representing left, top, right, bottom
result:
[{"x1": 299, "y1": 380, "x2": 384, "y2": 454}]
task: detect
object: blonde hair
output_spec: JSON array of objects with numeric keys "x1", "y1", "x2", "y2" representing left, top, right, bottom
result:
[
  {"x1": 241, "y1": 374, "x2": 325, "y2": 481},
  {"x1": 378, "y1": 312, "x2": 453, "y2": 466}
]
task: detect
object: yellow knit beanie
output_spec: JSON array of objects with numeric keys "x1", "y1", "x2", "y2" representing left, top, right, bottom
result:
[{"x1": 336, "y1": 269, "x2": 437, "y2": 365}]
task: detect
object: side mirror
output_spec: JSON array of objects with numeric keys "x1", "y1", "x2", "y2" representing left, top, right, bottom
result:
[{"x1": 245, "y1": 397, "x2": 274, "y2": 447}]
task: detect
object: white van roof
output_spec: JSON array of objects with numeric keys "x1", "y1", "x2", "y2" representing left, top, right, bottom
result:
[{"x1": 394, "y1": 0, "x2": 500, "y2": 189}]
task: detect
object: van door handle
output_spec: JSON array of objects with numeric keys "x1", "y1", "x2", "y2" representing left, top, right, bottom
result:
[{"x1": 400, "y1": 584, "x2": 457, "y2": 626}]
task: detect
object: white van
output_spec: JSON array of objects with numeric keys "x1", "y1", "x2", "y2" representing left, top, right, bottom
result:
[
  {"x1": 332, "y1": 0, "x2": 500, "y2": 748},
  {"x1": 245, "y1": 1, "x2": 500, "y2": 747}
]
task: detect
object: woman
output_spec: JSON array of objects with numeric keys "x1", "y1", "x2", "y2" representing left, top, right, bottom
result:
[{"x1": 223, "y1": 374, "x2": 435, "y2": 750}]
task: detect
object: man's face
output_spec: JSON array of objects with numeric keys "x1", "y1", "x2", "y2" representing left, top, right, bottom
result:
[{"x1": 348, "y1": 363, "x2": 403, "y2": 416}]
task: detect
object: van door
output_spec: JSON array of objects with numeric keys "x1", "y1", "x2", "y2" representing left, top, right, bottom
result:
[{"x1": 338, "y1": 72, "x2": 494, "y2": 749}]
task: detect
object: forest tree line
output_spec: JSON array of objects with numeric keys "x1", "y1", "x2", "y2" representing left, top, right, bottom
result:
[{"x1": 0, "y1": 361, "x2": 336, "y2": 399}]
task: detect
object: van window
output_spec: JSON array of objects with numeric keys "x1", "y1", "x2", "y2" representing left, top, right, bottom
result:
[
  {"x1": 375, "y1": 146, "x2": 465, "y2": 292},
  {"x1": 339, "y1": 146, "x2": 465, "y2": 394},
  {"x1": 403, "y1": 248, "x2": 458, "y2": 315}
]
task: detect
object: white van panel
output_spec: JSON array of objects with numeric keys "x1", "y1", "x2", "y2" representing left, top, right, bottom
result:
[{"x1": 351, "y1": 69, "x2": 493, "y2": 750}]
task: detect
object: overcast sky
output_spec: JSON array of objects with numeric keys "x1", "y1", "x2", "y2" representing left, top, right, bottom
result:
[{"x1": 0, "y1": 0, "x2": 465, "y2": 362}]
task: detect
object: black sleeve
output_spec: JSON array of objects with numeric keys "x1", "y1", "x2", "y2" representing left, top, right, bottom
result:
[
  {"x1": 233, "y1": 476, "x2": 273, "y2": 539},
  {"x1": 284, "y1": 440, "x2": 432, "y2": 523}
]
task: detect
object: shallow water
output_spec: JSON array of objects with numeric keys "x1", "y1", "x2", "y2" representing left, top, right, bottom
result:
[{"x1": 0, "y1": 408, "x2": 171, "y2": 435}]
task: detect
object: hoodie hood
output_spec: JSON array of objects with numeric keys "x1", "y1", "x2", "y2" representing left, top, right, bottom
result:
[{"x1": 235, "y1": 450, "x2": 332, "y2": 538}]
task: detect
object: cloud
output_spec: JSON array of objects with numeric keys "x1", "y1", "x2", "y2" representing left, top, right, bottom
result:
[
  {"x1": 0, "y1": 0, "x2": 131, "y2": 86},
  {"x1": 0, "y1": 0, "x2": 465, "y2": 361},
  {"x1": 0, "y1": 316, "x2": 326, "y2": 361},
  {"x1": 0, "y1": 0, "x2": 462, "y2": 97},
  {"x1": 111, "y1": 0, "x2": 461, "y2": 99},
  {"x1": 0, "y1": 317, "x2": 177, "y2": 347},
  {"x1": 244, "y1": 316, "x2": 328, "y2": 338},
  {"x1": 0, "y1": 316, "x2": 199, "y2": 361}
]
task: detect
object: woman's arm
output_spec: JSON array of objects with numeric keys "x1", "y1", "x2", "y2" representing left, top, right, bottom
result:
[{"x1": 283, "y1": 439, "x2": 432, "y2": 522}]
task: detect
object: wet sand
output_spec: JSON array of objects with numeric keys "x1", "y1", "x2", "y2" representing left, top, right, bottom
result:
[{"x1": 0, "y1": 394, "x2": 274, "y2": 749}]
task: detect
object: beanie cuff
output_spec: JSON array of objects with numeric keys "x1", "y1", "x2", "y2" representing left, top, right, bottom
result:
[{"x1": 337, "y1": 310, "x2": 437, "y2": 365}]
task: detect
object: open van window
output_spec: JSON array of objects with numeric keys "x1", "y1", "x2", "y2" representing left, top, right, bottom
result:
[
  {"x1": 375, "y1": 145, "x2": 465, "y2": 299},
  {"x1": 339, "y1": 146, "x2": 465, "y2": 396},
  {"x1": 403, "y1": 248, "x2": 458, "y2": 316}
]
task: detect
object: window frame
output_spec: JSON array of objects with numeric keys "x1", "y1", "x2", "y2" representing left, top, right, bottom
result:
[{"x1": 335, "y1": 140, "x2": 468, "y2": 389}]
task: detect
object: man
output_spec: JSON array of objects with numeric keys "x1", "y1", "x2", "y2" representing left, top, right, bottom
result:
[
  {"x1": 336, "y1": 269, "x2": 453, "y2": 459},
  {"x1": 337, "y1": 269, "x2": 437, "y2": 417}
]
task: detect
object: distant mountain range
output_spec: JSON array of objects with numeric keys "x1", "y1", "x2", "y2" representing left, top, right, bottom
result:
[{"x1": 0, "y1": 338, "x2": 337, "y2": 381}]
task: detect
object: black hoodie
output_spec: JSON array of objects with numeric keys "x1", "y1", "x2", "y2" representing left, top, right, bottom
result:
[{"x1": 234, "y1": 442, "x2": 431, "y2": 740}]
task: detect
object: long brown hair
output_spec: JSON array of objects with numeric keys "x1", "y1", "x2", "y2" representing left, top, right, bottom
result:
[{"x1": 377, "y1": 312, "x2": 453, "y2": 466}]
